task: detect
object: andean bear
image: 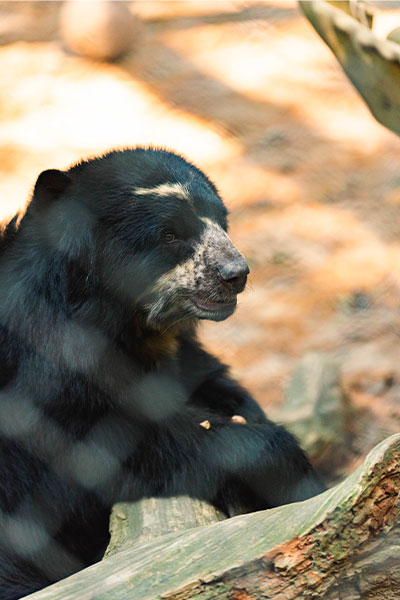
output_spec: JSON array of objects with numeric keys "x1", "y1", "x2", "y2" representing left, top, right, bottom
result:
[{"x1": 0, "y1": 148, "x2": 325, "y2": 599}]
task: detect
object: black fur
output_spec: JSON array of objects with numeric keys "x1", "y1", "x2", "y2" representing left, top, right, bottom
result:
[{"x1": 0, "y1": 148, "x2": 325, "y2": 599}]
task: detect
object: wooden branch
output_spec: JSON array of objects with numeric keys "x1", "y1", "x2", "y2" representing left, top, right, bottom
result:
[
  {"x1": 104, "y1": 496, "x2": 226, "y2": 558},
  {"x1": 299, "y1": 0, "x2": 400, "y2": 136},
  {"x1": 24, "y1": 433, "x2": 400, "y2": 599}
]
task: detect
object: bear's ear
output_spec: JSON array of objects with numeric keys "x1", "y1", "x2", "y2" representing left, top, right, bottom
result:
[{"x1": 33, "y1": 169, "x2": 72, "y2": 207}]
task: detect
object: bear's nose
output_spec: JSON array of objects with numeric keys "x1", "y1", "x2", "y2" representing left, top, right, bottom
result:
[{"x1": 218, "y1": 258, "x2": 249, "y2": 293}]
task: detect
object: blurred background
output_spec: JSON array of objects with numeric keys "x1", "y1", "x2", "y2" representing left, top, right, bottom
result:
[{"x1": 2, "y1": 0, "x2": 400, "y2": 483}]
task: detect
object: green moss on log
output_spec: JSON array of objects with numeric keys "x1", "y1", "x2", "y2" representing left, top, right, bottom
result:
[{"x1": 25, "y1": 434, "x2": 400, "y2": 599}]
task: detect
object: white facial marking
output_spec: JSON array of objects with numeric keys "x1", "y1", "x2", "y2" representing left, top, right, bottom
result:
[
  {"x1": 144, "y1": 219, "x2": 242, "y2": 324},
  {"x1": 134, "y1": 183, "x2": 191, "y2": 202},
  {"x1": 149, "y1": 220, "x2": 224, "y2": 293}
]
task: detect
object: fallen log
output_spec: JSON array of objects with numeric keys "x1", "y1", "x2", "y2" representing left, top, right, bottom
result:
[{"x1": 24, "y1": 433, "x2": 400, "y2": 599}]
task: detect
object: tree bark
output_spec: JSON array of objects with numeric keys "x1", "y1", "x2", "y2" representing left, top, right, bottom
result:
[
  {"x1": 104, "y1": 496, "x2": 226, "y2": 558},
  {"x1": 24, "y1": 434, "x2": 400, "y2": 599}
]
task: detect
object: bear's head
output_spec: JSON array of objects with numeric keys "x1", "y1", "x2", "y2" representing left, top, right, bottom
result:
[{"x1": 30, "y1": 148, "x2": 249, "y2": 331}]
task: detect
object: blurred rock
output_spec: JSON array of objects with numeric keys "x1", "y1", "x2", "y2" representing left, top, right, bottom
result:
[
  {"x1": 60, "y1": 1, "x2": 141, "y2": 61},
  {"x1": 387, "y1": 26, "x2": 400, "y2": 44},
  {"x1": 275, "y1": 352, "x2": 353, "y2": 476}
]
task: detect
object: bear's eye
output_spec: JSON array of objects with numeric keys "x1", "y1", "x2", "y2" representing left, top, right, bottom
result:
[{"x1": 163, "y1": 231, "x2": 177, "y2": 244}]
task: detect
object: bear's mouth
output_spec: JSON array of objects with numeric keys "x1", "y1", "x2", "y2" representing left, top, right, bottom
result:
[{"x1": 193, "y1": 296, "x2": 237, "y2": 315}]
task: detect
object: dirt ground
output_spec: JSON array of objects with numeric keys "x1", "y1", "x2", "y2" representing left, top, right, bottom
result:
[{"x1": 2, "y1": 0, "x2": 400, "y2": 479}]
